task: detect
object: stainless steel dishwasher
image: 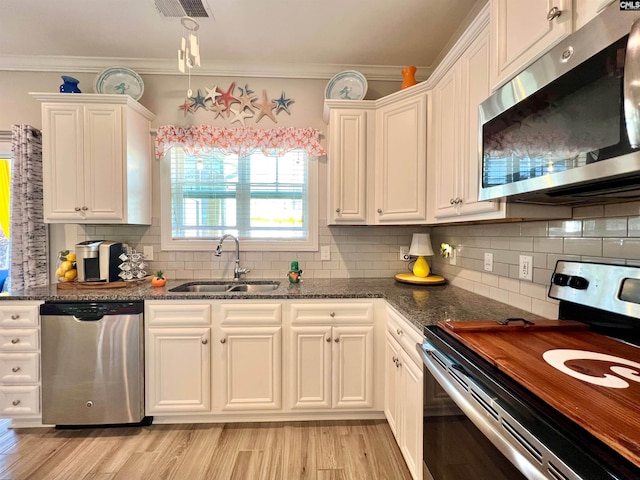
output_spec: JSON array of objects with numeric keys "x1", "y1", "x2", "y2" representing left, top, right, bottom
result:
[{"x1": 40, "y1": 301, "x2": 150, "y2": 427}]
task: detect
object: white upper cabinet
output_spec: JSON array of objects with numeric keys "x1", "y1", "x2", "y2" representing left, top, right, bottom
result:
[
  {"x1": 325, "y1": 88, "x2": 429, "y2": 226},
  {"x1": 327, "y1": 102, "x2": 375, "y2": 225},
  {"x1": 490, "y1": 0, "x2": 573, "y2": 90},
  {"x1": 374, "y1": 93, "x2": 428, "y2": 224},
  {"x1": 30, "y1": 93, "x2": 155, "y2": 225}
]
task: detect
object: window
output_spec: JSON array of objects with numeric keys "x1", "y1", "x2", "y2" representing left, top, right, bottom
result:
[{"x1": 161, "y1": 147, "x2": 318, "y2": 251}]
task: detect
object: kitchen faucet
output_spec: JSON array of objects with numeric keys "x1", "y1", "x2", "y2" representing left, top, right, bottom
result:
[{"x1": 214, "y1": 234, "x2": 249, "y2": 281}]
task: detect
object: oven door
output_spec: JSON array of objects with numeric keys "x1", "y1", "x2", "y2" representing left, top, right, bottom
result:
[{"x1": 419, "y1": 341, "x2": 536, "y2": 480}]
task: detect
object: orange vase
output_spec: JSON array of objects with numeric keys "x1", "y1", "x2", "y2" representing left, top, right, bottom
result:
[{"x1": 401, "y1": 66, "x2": 417, "y2": 90}]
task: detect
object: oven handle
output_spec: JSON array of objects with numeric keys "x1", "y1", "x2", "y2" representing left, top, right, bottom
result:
[{"x1": 624, "y1": 17, "x2": 640, "y2": 147}]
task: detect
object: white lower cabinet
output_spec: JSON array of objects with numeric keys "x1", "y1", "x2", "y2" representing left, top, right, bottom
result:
[
  {"x1": 385, "y1": 308, "x2": 424, "y2": 480},
  {"x1": 214, "y1": 302, "x2": 282, "y2": 411},
  {"x1": 288, "y1": 302, "x2": 375, "y2": 411},
  {"x1": 0, "y1": 302, "x2": 42, "y2": 422},
  {"x1": 289, "y1": 324, "x2": 374, "y2": 410},
  {"x1": 145, "y1": 302, "x2": 212, "y2": 414}
]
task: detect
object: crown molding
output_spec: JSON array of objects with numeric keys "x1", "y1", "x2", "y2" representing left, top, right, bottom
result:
[{"x1": 0, "y1": 54, "x2": 433, "y2": 82}]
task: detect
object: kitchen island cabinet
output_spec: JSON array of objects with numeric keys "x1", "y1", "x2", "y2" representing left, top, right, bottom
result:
[{"x1": 30, "y1": 93, "x2": 155, "y2": 225}]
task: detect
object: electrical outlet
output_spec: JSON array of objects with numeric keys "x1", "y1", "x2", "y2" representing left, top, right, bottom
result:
[
  {"x1": 400, "y1": 246, "x2": 410, "y2": 261},
  {"x1": 321, "y1": 245, "x2": 331, "y2": 261},
  {"x1": 484, "y1": 252, "x2": 493, "y2": 272},
  {"x1": 449, "y1": 248, "x2": 457, "y2": 266},
  {"x1": 519, "y1": 255, "x2": 533, "y2": 281},
  {"x1": 143, "y1": 246, "x2": 154, "y2": 260}
]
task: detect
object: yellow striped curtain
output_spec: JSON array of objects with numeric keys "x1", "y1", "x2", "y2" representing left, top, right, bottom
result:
[{"x1": 0, "y1": 159, "x2": 9, "y2": 239}]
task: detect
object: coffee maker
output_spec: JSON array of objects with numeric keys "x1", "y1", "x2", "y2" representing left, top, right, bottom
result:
[{"x1": 75, "y1": 240, "x2": 123, "y2": 282}]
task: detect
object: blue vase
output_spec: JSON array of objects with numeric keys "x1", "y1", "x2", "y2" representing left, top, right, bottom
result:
[{"x1": 60, "y1": 76, "x2": 81, "y2": 93}]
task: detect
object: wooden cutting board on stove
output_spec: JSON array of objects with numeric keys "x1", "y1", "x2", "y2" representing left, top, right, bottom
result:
[
  {"x1": 438, "y1": 320, "x2": 640, "y2": 469},
  {"x1": 440, "y1": 319, "x2": 589, "y2": 332}
]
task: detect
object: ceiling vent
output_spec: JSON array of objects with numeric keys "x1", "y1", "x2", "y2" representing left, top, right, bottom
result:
[{"x1": 154, "y1": 0, "x2": 211, "y2": 18}]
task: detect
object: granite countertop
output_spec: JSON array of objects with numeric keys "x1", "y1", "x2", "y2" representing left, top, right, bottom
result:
[{"x1": 0, "y1": 278, "x2": 544, "y2": 334}]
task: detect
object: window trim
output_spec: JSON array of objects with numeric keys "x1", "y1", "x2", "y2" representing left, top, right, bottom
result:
[{"x1": 159, "y1": 149, "x2": 318, "y2": 252}]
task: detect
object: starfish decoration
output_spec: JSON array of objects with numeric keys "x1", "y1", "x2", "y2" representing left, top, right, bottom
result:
[
  {"x1": 254, "y1": 89, "x2": 277, "y2": 124},
  {"x1": 273, "y1": 91, "x2": 294, "y2": 115},
  {"x1": 209, "y1": 101, "x2": 226, "y2": 119},
  {"x1": 178, "y1": 99, "x2": 195, "y2": 116},
  {"x1": 216, "y1": 82, "x2": 239, "y2": 117},
  {"x1": 204, "y1": 85, "x2": 221, "y2": 104},
  {"x1": 190, "y1": 89, "x2": 209, "y2": 111},
  {"x1": 236, "y1": 86, "x2": 258, "y2": 113},
  {"x1": 230, "y1": 106, "x2": 254, "y2": 127}
]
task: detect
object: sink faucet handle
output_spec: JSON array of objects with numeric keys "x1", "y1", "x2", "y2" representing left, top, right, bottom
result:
[{"x1": 214, "y1": 243, "x2": 223, "y2": 256}]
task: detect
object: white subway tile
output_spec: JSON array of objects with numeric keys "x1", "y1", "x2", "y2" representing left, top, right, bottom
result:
[
  {"x1": 548, "y1": 220, "x2": 582, "y2": 237},
  {"x1": 531, "y1": 299, "x2": 559, "y2": 319},
  {"x1": 582, "y1": 218, "x2": 627, "y2": 238},
  {"x1": 507, "y1": 292, "x2": 532, "y2": 312},
  {"x1": 563, "y1": 237, "x2": 602, "y2": 256}
]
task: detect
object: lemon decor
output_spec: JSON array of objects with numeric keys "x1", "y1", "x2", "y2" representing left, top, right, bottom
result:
[{"x1": 56, "y1": 250, "x2": 77, "y2": 282}]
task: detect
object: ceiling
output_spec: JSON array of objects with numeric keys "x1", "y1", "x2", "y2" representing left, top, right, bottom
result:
[{"x1": 0, "y1": 0, "x2": 484, "y2": 80}]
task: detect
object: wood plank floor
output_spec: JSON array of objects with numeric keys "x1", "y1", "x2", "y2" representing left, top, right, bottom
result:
[{"x1": 0, "y1": 419, "x2": 412, "y2": 480}]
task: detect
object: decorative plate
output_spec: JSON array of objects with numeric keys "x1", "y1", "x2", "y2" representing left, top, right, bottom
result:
[
  {"x1": 324, "y1": 70, "x2": 368, "y2": 100},
  {"x1": 95, "y1": 67, "x2": 144, "y2": 100}
]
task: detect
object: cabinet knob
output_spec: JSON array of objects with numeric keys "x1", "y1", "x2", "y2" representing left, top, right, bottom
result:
[
  {"x1": 10, "y1": 314, "x2": 19, "y2": 320},
  {"x1": 392, "y1": 356, "x2": 398, "y2": 363},
  {"x1": 11, "y1": 367, "x2": 20, "y2": 373},
  {"x1": 11, "y1": 400, "x2": 20, "y2": 406},
  {"x1": 334, "y1": 337, "x2": 340, "y2": 343},
  {"x1": 396, "y1": 361, "x2": 402, "y2": 368},
  {"x1": 10, "y1": 338, "x2": 19, "y2": 344},
  {"x1": 396, "y1": 328, "x2": 403, "y2": 335},
  {"x1": 450, "y1": 198, "x2": 455, "y2": 205},
  {"x1": 220, "y1": 338, "x2": 226, "y2": 344},
  {"x1": 74, "y1": 207, "x2": 81, "y2": 212},
  {"x1": 335, "y1": 208, "x2": 341, "y2": 213},
  {"x1": 326, "y1": 336, "x2": 332, "y2": 343},
  {"x1": 377, "y1": 208, "x2": 383, "y2": 214},
  {"x1": 202, "y1": 338, "x2": 208, "y2": 345},
  {"x1": 329, "y1": 312, "x2": 335, "y2": 318},
  {"x1": 81, "y1": 206, "x2": 88, "y2": 211},
  {"x1": 547, "y1": 6, "x2": 562, "y2": 21}
]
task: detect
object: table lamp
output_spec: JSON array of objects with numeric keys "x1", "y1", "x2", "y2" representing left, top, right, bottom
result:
[{"x1": 409, "y1": 233, "x2": 434, "y2": 277}]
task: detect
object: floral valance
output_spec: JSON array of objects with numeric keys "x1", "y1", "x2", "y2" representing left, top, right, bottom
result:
[{"x1": 155, "y1": 125, "x2": 326, "y2": 159}]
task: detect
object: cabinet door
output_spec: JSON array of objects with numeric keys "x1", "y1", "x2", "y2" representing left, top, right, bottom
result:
[
  {"x1": 41, "y1": 103, "x2": 85, "y2": 221},
  {"x1": 375, "y1": 94, "x2": 428, "y2": 224},
  {"x1": 431, "y1": 65, "x2": 461, "y2": 219},
  {"x1": 328, "y1": 109, "x2": 368, "y2": 225},
  {"x1": 384, "y1": 333, "x2": 401, "y2": 438},
  {"x1": 83, "y1": 104, "x2": 124, "y2": 221},
  {"x1": 458, "y1": 28, "x2": 502, "y2": 218},
  {"x1": 333, "y1": 325, "x2": 373, "y2": 409},
  {"x1": 146, "y1": 327, "x2": 211, "y2": 414},
  {"x1": 288, "y1": 325, "x2": 332, "y2": 409},
  {"x1": 218, "y1": 326, "x2": 282, "y2": 411},
  {"x1": 399, "y1": 354, "x2": 424, "y2": 480},
  {"x1": 491, "y1": 0, "x2": 572, "y2": 89}
]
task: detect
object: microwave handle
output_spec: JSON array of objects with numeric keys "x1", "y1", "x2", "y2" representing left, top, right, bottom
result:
[{"x1": 624, "y1": 18, "x2": 640, "y2": 148}]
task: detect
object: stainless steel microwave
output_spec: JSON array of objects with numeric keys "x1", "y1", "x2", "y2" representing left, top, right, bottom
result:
[{"x1": 479, "y1": 2, "x2": 640, "y2": 205}]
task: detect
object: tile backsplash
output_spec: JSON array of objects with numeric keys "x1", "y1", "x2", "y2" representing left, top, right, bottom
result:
[
  {"x1": 430, "y1": 201, "x2": 640, "y2": 319},
  {"x1": 76, "y1": 219, "x2": 423, "y2": 281},
  {"x1": 75, "y1": 201, "x2": 640, "y2": 321}
]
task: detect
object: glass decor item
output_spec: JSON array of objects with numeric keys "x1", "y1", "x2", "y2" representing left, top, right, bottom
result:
[
  {"x1": 401, "y1": 66, "x2": 417, "y2": 90},
  {"x1": 59, "y1": 76, "x2": 81, "y2": 93}
]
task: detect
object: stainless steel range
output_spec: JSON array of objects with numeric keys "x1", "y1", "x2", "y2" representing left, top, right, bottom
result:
[{"x1": 418, "y1": 261, "x2": 640, "y2": 480}]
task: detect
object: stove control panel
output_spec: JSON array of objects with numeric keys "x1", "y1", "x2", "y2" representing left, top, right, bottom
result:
[{"x1": 549, "y1": 261, "x2": 640, "y2": 320}]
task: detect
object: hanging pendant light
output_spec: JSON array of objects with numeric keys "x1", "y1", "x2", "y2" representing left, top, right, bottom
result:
[{"x1": 178, "y1": 16, "x2": 201, "y2": 97}]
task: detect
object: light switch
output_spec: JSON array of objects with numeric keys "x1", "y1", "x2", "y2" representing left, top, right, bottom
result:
[
  {"x1": 321, "y1": 245, "x2": 331, "y2": 261},
  {"x1": 143, "y1": 246, "x2": 154, "y2": 260}
]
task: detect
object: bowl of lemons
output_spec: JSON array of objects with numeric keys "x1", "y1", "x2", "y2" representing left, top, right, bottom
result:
[{"x1": 56, "y1": 250, "x2": 78, "y2": 282}]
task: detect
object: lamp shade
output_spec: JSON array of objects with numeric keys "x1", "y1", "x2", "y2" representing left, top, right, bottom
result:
[{"x1": 409, "y1": 233, "x2": 434, "y2": 257}]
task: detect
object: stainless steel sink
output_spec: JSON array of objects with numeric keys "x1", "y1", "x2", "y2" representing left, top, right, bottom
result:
[{"x1": 169, "y1": 281, "x2": 280, "y2": 293}]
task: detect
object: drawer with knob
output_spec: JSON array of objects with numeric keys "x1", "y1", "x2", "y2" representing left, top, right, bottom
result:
[
  {"x1": 0, "y1": 329, "x2": 39, "y2": 352},
  {"x1": 290, "y1": 302, "x2": 373, "y2": 325},
  {"x1": 387, "y1": 306, "x2": 423, "y2": 359},
  {"x1": 0, "y1": 353, "x2": 39, "y2": 383},
  {"x1": 0, "y1": 305, "x2": 39, "y2": 328},
  {"x1": 0, "y1": 386, "x2": 39, "y2": 416}
]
